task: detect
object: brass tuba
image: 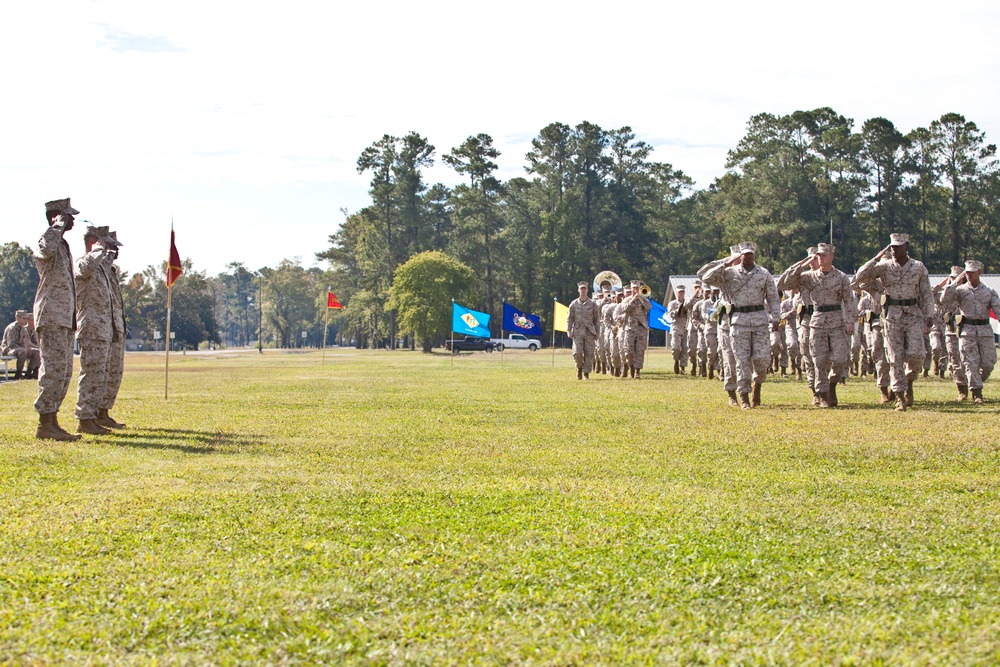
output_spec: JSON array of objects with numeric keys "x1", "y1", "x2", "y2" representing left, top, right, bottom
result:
[{"x1": 593, "y1": 270, "x2": 623, "y2": 294}]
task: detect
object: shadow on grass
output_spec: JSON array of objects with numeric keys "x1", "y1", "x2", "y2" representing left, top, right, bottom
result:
[{"x1": 103, "y1": 428, "x2": 268, "y2": 454}]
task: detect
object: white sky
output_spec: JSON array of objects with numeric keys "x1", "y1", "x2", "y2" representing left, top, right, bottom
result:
[{"x1": 3, "y1": 0, "x2": 998, "y2": 278}]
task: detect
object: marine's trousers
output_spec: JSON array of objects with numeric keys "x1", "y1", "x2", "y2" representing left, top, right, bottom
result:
[
  {"x1": 945, "y1": 333, "x2": 967, "y2": 385},
  {"x1": 76, "y1": 337, "x2": 111, "y2": 420},
  {"x1": 798, "y1": 324, "x2": 815, "y2": 387},
  {"x1": 719, "y1": 327, "x2": 737, "y2": 392},
  {"x1": 960, "y1": 333, "x2": 996, "y2": 390},
  {"x1": 671, "y1": 330, "x2": 688, "y2": 367},
  {"x1": 810, "y1": 327, "x2": 850, "y2": 394},
  {"x1": 866, "y1": 326, "x2": 889, "y2": 389},
  {"x1": 883, "y1": 315, "x2": 925, "y2": 394},
  {"x1": 571, "y1": 335, "x2": 597, "y2": 374},
  {"x1": 101, "y1": 335, "x2": 126, "y2": 411},
  {"x1": 730, "y1": 324, "x2": 770, "y2": 395},
  {"x1": 34, "y1": 326, "x2": 75, "y2": 415},
  {"x1": 624, "y1": 328, "x2": 648, "y2": 370}
]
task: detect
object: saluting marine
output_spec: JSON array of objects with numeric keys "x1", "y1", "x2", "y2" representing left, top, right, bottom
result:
[
  {"x1": 699, "y1": 242, "x2": 781, "y2": 410},
  {"x1": 852, "y1": 233, "x2": 934, "y2": 412},
  {"x1": 941, "y1": 260, "x2": 1000, "y2": 404}
]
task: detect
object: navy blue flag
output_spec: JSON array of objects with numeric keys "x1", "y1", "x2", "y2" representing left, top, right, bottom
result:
[
  {"x1": 648, "y1": 300, "x2": 671, "y2": 332},
  {"x1": 452, "y1": 302, "x2": 491, "y2": 337},
  {"x1": 502, "y1": 302, "x2": 543, "y2": 336}
]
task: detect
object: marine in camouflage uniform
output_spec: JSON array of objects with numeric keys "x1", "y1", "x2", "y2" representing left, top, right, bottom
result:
[
  {"x1": 941, "y1": 260, "x2": 1000, "y2": 404},
  {"x1": 780, "y1": 292, "x2": 801, "y2": 379},
  {"x1": 699, "y1": 242, "x2": 781, "y2": 409},
  {"x1": 715, "y1": 246, "x2": 740, "y2": 403},
  {"x1": 610, "y1": 292, "x2": 626, "y2": 376},
  {"x1": 852, "y1": 233, "x2": 934, "y2": 412},
  {"x1": 566, "y1": 281, "x2": 600, "y2": 379},
  {"x1": 98, "y1": 231, "x2": 127, "y2": 429},
  {"x1": 927, "y1": 291, "x2": 947, "y2": 378},
  {"x1": 74, "y1": 225, "x2": 115, "y2": 434},
  {"x1": 2, "y1": 310, "x2": 40, "y2": 379},
  {"x1": 778, "y1": 243, "x2": 858, "y2": 407},
  {"x1": 32, "y1": 198, "x2": 82, "y2": 441},
  {"x1": 686, "y1": 281, "x2": 703, "y2": 375},
  {"x1": 934, "y1": 266, "x2": 969, "y2": 398},
  {"x1": 601, "y1": 292, "x2": 619, "y2": 376},
  {"x1": 697, "y1": 288, "x2": 721, "y2": 380},
  {"x1": 779, "y1": 248, "x2": 820, "y2": 401},
  {"x1": 667, "y1": 286, "x2": 690, "y2": 374},
  {"x1": 858, "y1": 284, "x2": 892, "y2": 403},
  {"x1": 622, "y1": 280, "x2": 651, "y2": 378}
]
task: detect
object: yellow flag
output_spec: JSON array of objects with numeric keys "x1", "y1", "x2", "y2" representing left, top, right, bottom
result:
[{"x1": 553, "y1": 301, "x2": 569, "y2": 332}]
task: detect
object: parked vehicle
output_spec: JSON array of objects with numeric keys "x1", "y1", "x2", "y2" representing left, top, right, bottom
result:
[
  {"x1": 444, "y1": 336, "x2": 496, "y2": 353},
  {"x1": 491, "y1": 333, "x2": 541, "y2": 351}
]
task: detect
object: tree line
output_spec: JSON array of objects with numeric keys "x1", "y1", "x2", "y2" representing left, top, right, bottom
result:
[{"x1": 1, "y1": 108, "x2": 996, "y2": 350}]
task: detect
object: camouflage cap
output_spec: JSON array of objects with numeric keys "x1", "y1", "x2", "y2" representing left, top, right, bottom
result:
[
  {"x1": 577, "y1": 281, "x2": 588, "y2": 289},
  {"x1": 84, "y1": 224, "x2": 101, "y2": 238},
  {"x1": 676, "y1": 284, "x2": 686, "y2": 292},
  {"x1": 816, "y1": 243, "x2": 835, "y2": 255},
  {"x1": 965, "y1": 259, "x2": 984, "y2": 273},
  {"x1": 630, "y1": 280, "x2": 642, "y2": 287},
  {"x1": 889, "y1": 233, "x2": 909, "y2": 246},
  {"x1": 106, "y1": 230, "x2": 123, "y2": 247},
  {"x1": 45, "y1": 198, "x2": 79, "y2": 215},
  {"x1": 740, "y1": 241, "x2": 756, "y2": 255},
  {"x1": 806, "y1": 246, "x2": 818, "y2": 255},
  {"x1": 15, "y1": 309, "x2": 28, "y2": 317},
  {"x1": 729, "y1": 245, "x2": 740, "y2": 256},
  {"x1": 949, "y1": 265, "x2": 963, "y2": 277}
]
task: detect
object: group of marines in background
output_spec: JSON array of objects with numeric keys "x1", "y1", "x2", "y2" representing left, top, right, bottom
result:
[
  {"x1": 8, "y1": 197, "x2": 129, "y2": 441},
  {"x1": 567, "y1": 233, "x2": 998, "y2": 412}
]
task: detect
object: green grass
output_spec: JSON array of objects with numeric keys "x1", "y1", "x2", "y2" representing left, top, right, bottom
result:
[{"x1": 1, "y1": 348, "x2": 999, "y2": 665}]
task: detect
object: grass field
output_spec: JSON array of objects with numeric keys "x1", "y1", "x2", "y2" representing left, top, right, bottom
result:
[{"x1": 1, "y1": 347, "x2": 998, "y2": 665}]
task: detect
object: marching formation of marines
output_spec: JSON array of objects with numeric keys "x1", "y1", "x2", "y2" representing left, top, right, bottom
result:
[
  {"x1": 19, "y1": 197, "x2": 129, "y2": 441},
  {"x1": 569, "y1": 233, "x2": 998, "y2": 411}
]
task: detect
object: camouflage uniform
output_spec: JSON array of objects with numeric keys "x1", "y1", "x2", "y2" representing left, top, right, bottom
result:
[
  {"x1": 780, "y1": 264, "x2": 858, "y2": 395},
  {"x1": 33, "y1": 224, "x2": 77, "y2": 415},
  {"x1": 928, "y1": 294, "x2": 947, "y2": 376},
  {"x1": 941, "y1": 279, "x2": 1000, "y2": 392},
  {"x1": 699, "y1": 257, "x2": 780, "y2": 396},
  {"x1": 858, "y1": 290, "x2": 890, "y2": 391},
  {"x1": 622, "y1": 292, "x2": 651, "y2": 372},
  {"x1": 74, "y1": 245, "x2": 113, "y2": 420},
  {"x1": 780, "y1": 296, "x2": 801, "y2": 375},
  {"x1": 717, "y1": 298, "x2": 737, "y2": 393},
  {"x1": 697, "y1": 295, "x2": 720, "y2": 378},
  {"x1": 852, "y1": 254, "x2": 933, "y2": 396},
  {"x1": 601, "y1": 298, "x2": 619, "y2": 374},
  {"x1": 567, "y1": 295, "x2": 600, "y2": 374},
  {"x1": 686, "y1": 289, "x2": 702, "y2": 370},
  {"x1": 2, "y1": 319, "x2": 40, "y2": 376},
  {"x1": 667, "y1": 296, "x2": 690, "y2": 369},
  {"x1": 100, "y1": 259, "x2": 127, "y2": 412}
]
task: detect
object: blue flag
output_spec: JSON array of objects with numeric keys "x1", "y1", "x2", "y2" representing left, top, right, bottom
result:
[
  {"x1": 649, "y1": 300, "x2": 671, "y2": 332},
  {"x1": 502, "y1": 302, "x2": 543, "y2": 336},
  {"x1": 452, "y1": 302, "x2": 491, "y2": 338}
]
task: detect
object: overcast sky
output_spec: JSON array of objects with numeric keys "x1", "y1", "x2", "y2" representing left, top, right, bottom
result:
[{"x1": 3, "y1": 0, "x2": 998, "y2": 278}]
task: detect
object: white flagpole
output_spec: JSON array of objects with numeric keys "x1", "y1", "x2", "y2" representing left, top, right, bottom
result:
[{"x1": 165, "y1": 219, "x2": 173, "y2": 400}]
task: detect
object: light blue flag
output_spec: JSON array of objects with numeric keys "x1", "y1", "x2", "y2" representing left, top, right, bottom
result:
[
  {"x1": 648, "y1": 300, "x2": 671, "y2": 332},
  {"x1": 452, "y1": 302, "x2": 491, "y2": 337}
]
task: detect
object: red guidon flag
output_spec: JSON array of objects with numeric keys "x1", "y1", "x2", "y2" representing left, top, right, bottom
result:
[
  {"x1": 327, "y1": 292, "x2": 342, "y2": 309},
  {"x1": 167, "y1": 229, "x2": 183, "y2": 288}
]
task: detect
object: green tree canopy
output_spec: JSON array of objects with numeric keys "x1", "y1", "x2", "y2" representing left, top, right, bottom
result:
[{"x1": 387, "y1": 251, "x2": 477, "y2": 352}]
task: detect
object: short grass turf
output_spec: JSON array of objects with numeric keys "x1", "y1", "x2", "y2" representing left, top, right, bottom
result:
[{"x1": 1, "y1": 348, "x2": 999, "y2": 665}]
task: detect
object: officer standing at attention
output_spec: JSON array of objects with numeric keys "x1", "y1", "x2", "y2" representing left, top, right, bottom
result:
[
  {"x1": 667, "y1": 285, "x2": 689, "y2": 374},
  {"x1": 941, "y1": 260, "x2": 1000, "y2": 404},
  {"x1": 852, "y1": 233, "x2": 933, "y2": 412},
  {"x1": 699, "y1": 242, "x2": 781, "y2": 410},
  {"x1": 74, "y1": 225, "x2": 115, "y2": 435},
  {"x1": 566, "y1": 281, "x2": 600, "y2": 380},
  {"x1": 33, "y1": 198, "x2": 82, "y2": 441}
]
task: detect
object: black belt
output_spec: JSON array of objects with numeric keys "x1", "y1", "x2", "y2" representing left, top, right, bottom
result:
[
  {"x1": 816, "y1": 305, "x2": 842, "y2": 313},
  {"x1": 732, "y1": 305, "x2": 764, "y2": 313},
  {"x1": 962, "y1": 318, "x2": 990, "y2": 326},
  {"x1": 885, "y1": 298, "x2": 917, "y2": 307}
]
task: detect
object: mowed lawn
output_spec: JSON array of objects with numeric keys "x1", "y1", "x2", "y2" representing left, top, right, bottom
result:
[{"x1": 1, "y1": 347, "x2": 998, "y2": 665}]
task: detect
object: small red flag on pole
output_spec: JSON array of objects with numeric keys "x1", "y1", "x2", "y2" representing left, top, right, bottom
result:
[
  {"x1": 167, "y1": 229, "x2": 183, "y2": 288},
  {"x1": 327, "y1": 292, "x2": 342, "y2": 309},
  {"x1": 165, "y1": 223, "x2": 182, "y2": 399}
]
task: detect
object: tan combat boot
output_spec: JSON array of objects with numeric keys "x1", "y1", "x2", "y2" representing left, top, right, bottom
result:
[
  {"x1": 905, "y1": 380, "x2": 914, "y2": 407},
  {"x1": 674, "y1": 360, "x2": 680, "y2": 374},
  {"x1": 751, "y1": 383, "x2": 762, "y2": 407},
  {"x1": 879, "y1": 386, "x2": 892, "y2": 405},
  {"x1": 957, "y1": 384, "x2": 968, "y2": 401},
  {"x1": 972, "y1": 388, "x2": 984, "y2": 405},
  {"x1": 727, "y1": 390, "x2": 739, "y2": 406},
  {"x1": 739, "y1": 393, "x2": 752, "y2": 411},
  {"x1": 895, "y1": 392, "x2": 907, "y2": 412},
  {"x1": 827, "y1": 381, "x2": 838, "y2": 407},
  {"x1": 35, "y1": 412, "x2": 81, "y2": 441},
  {"x1": 97, "y1": 408, "x2": 126, "y2": 429},
  {"x1": 77, "y1": 418, "x2": 112, "y2": 435}
]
